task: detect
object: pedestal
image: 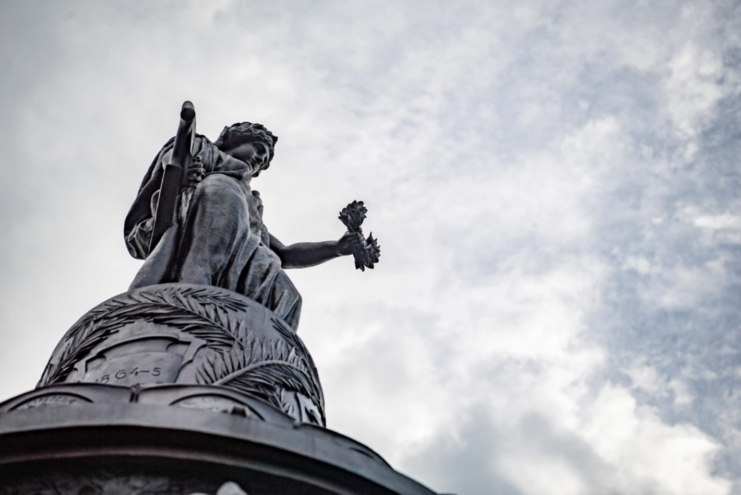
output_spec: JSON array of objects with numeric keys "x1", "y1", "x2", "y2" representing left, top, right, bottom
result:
[
  {"x1": 0, "y1": 384, "x2": 435, "y2": 494},
  {"x1": 0, "y1": 284, "x2": 437, "y2": 494}
]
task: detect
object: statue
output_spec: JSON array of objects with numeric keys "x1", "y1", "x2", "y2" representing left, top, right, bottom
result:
[
  {"x1": 0, "y1": 102, "x2": 439, "y2": 495},
  {"x1": 34, "y1": 102, "x2": 382, "y2": 426},
  {"x1": 123, "y1": 102, "x2": 378, "y2": 330}
]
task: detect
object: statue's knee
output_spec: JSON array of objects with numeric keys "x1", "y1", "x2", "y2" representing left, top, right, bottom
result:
[
  {"x1": 196, "y1": 174, "x2": 231, "y2": 194},
  {"x1": 193, "y1": 175, "x2": 241, "y2": 205}
]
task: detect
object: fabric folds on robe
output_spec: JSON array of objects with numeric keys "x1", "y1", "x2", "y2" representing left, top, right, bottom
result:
[{"x1": 124, "y1": 135, "x2": 302, "y2": 330}]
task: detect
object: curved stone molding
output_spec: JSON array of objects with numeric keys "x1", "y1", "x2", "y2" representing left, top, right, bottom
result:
[
  {"x1": 0, "y1": 394, "x2": 437, "y2": 495},
  {"x1": 0, "y1": 384, "x2": 302, "y2": 428},
  {"x1": 38, "y1": 284, "x2": 325, "y2": 425}
]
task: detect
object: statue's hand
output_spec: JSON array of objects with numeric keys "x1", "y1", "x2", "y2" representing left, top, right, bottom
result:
[
  {"x1": 184, "y1": 156, "x2": 205, "y2": 187},
  {"x1": 337, "y1": 231, "x2": 364, "y2": 256}
]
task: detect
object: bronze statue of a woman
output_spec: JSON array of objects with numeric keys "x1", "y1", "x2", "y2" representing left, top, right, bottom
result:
[{"x1": 124, "y1": 121, "x2": 364, "y2": 330}]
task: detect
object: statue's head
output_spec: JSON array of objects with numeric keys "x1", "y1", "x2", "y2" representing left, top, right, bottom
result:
[{"x1": 214, "y1": 122, "x2": 278, "y2": 176}]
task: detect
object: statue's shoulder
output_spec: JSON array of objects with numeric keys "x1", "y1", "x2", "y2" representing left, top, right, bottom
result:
[
  {"x1": 159, "y1": 133, "x2": 215, "y2": 156},
  {"x1": 194, "y1": 133, "x2": 215, "y2": 149}
]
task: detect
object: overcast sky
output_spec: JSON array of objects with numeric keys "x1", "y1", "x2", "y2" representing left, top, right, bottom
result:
[{"x1": 1, "y1": 1, "x2": 740, "y2": 494}]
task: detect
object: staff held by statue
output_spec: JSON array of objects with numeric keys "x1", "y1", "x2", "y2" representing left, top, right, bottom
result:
[{"x1": 149, "y1": 100, "x2": 197, "y2": 253}]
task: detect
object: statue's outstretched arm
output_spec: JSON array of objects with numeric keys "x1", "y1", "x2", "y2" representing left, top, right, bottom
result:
[{"x1": 269, "y1": 232, "x2": 363, "y2": 269}]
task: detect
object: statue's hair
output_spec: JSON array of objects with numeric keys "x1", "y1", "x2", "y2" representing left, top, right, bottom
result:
[{"x1": 214, "y1": 122, "x2": 278, "y2": 175}]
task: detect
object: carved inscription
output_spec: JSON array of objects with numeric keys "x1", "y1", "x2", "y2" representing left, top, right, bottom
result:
[
  {"x1": 40, "y1": 286, "x2": 250, "y2": 388},
  {"x1": 95, "y1": 367, "x2": 162, "y2": 384}
]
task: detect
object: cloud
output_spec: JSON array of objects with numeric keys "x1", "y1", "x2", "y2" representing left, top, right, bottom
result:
[{"x1": 0, "y1": 1, "x2": 739, "y2": 494}]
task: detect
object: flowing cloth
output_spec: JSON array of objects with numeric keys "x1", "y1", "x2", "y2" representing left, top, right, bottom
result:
[{"x1": 124, "y1": 136, "x2": 302, "y2": 330}]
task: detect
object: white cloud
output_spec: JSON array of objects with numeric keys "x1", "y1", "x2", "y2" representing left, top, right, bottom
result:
[
  {"x1": 580, "y1": 385, "x2": 728, "y2": 495},
  {"x1": 694, "y1": 214, "x2": 741, "y2": 230},
  {"x1": 664, "y1": 42, "x2": 725, "y2": 136}
]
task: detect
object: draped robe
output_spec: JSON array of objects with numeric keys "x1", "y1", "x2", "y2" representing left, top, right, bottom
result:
[{"x1": 124, "y1": 136, "x2": 302, "y2": 330}]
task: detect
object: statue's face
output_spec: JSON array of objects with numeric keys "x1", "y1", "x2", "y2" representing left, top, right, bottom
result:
[{"x1": 226, "y1": 140, "x2": 271, "y2": 173}]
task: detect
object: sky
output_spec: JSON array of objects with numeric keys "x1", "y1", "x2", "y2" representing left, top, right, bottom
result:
[{"x1": 0, "y1": 1, "x2": 740, "y2": 494}]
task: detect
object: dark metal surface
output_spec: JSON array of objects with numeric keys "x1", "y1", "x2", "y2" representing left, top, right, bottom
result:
[
  {"x1": 338, "y1": 201, "x2": 381, "y2": 271},
  {"x1": 150, "y1": 101, "x2": 197, "y2": 252},
  {"x1": 37, "y1": 284, "x2": 325, "y2": 426},
  {"x1": 0, "y1": 386, "x2": 436, "y2": 495},
  {"x1": 0, "y1": 383, "x2": 299, "y2": 428},
  {"x1": 124, "y1": 104, "x2": 373, "y2": 331}
]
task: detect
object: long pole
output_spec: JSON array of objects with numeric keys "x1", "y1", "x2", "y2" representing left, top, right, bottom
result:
[{"x1": 149, "y1": 101, "x2": 196, "y2": 253}]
